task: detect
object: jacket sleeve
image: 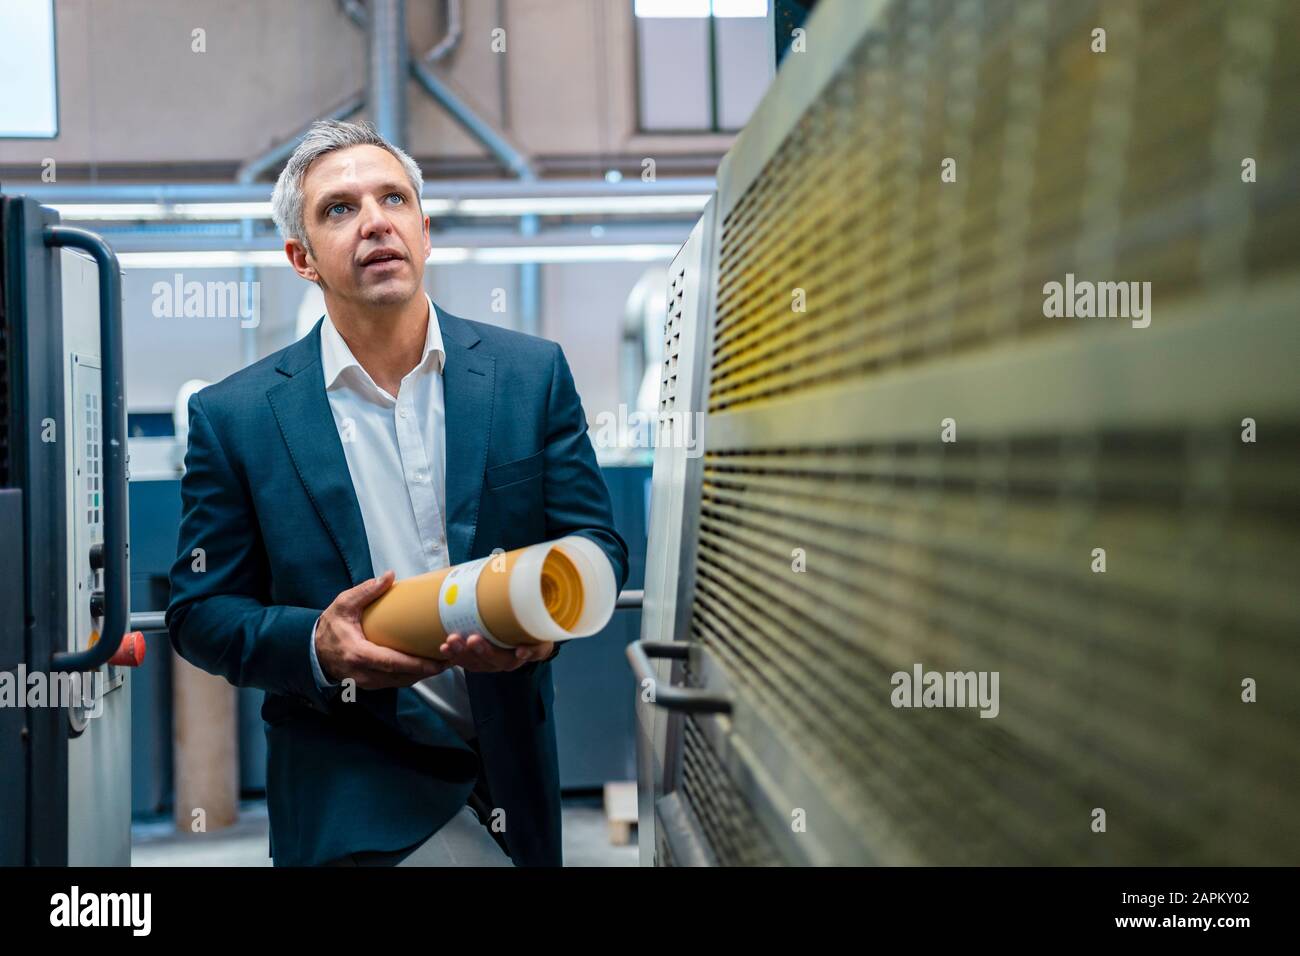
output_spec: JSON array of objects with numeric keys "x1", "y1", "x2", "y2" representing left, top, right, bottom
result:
[
  {"x1": 540, "y1": 342, "x2": 632, "y2": 659},
  {"x1": 165, "y1": 391, "x2": 333, "y2": 712}
]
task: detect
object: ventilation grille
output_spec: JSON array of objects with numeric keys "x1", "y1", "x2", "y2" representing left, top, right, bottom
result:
[
  {"x1": 675, "y1": 0, "x2": 1300, "y2": 864},
  {"x1": 659, "y1": 264, "x2": 688, "y2": 416},
  {"x1": 708, "y1": 0, "x2": 1300, "y2": 414},
  {"x1": 687, "y1": 434, "x2": 1300, "y2": 863},
  {"x1": 677, "y1": 714, "x2": 782, "y2": 866},
  {"x1": 83, "y1": 392, "x2": 101, "y2": 527}
]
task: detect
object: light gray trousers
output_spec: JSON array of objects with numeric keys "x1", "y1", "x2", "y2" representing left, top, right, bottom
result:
[{"x1": 324, "y1": 805, "x2": 514, "y2": 867}]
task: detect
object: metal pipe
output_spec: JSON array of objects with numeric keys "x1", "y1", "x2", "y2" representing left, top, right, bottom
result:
[
  {"x1": 409, "y1": 59, "x2": 536, "y2": 180},
  {"x1": 425, "y1": 0, "x2": 463, "y2": 64},
  {"x1": 345, "y1": 0, "x2": 465, "y2": 64},
  {"x1": 518, "y1": 214, "x2": 540, "y2": 335},
  {"x1": 342, "y1": 1, "x2": 542, "y2": 332},
  {"x1": 235, "y1": 92, "x2": 366, "y2": 187},
  {"x1": 92, "y1": 223, "x2": 693, "y2": 254},
  {"x1": 369, "y1": 0, "x2": 410, "y2": 149},
  {"x1": 130, "y1": 611, "x2": 168, "y2": 631},
  {"x1": 340, "y1": 0, "x2": 546, "y2": 179},
  {"x1": 18, "y1": 178, "x2": 715, "y2": 204},
  {"x1": 408, "y1": 58, "x2": 542, "y2": 333},
  {"x1": 339, "y1": 0, "x2": 367, "y2": 29}
]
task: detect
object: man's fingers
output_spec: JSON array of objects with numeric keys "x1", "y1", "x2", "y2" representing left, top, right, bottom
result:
[
  {"x1": 334, "y1": 569, "x2": 396, "y2": 613},
  {"x1": 351, "y1": 640, "x2": 443, "y2": 678},
  {"x1": 464, "y1": 633, "x2": 500, "y2": 660},
  {"x1": 465, "y1": 634, "x2": 525, "y2": 671},
  {"x1": 439, "y1": 633, "x2": 474, "y2": 663},
  {"x1": 514, "y1": 641, "x2": 553, "y2": 662}
]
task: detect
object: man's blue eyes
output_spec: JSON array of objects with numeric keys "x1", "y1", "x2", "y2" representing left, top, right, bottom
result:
[{"x1": 327, "y1": 194, "x2": 404, "y2": 216}]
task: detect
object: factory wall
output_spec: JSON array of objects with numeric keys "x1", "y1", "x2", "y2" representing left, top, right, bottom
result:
[{"x1": 0, "y1": 0, "x2": 737, "y2": 177}]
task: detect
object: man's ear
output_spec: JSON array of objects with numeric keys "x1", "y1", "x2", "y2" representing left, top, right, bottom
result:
[
  {"x1": 285, "y1": 240, "x2": 319, "y2": 283},
  {"x1": 422, "y1": 215, "x2": 432, "y2": 261}
]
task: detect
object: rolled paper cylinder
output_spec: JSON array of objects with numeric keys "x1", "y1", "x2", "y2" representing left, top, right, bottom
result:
[{"x1": 360, "y1": 535, "x2": 617, "y2": 660}]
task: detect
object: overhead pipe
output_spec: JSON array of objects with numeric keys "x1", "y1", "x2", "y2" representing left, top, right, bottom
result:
[
  {"x1": 90, "y1": 224, "x2": 693, "y2": 257},
  {"x1": 339, "y1": 0, "x2": 367, "y2": 29},
  {"x1": 409, "y1": 59, "x2": 541, "y2": 335},
  {"x1": 408, "y1": 59, "x2": 535, "y2": 181},
  {"x1": 424, "y1": 0, "x2": 463, "y2": 64},
  {"x1": 235, "y1": 91, "x2": 366, "y2": 186},
  {"x1": 342, "y1": 0, "x2": 543, "y2": 335},
  {"x1": 339, "y1": 0, "x2": 368, "y2": 28},
  {"x1": 341, "y1": 0, "x2": 530, "y2": 176},
  {"x1": 369, "y1": 0, "x2": 410, "y2": 148},
  {"x1": 21, "y1": 178, "x2": 716, "y2": 205},
  {"x1": 341, "y1": 0, "x2": 465, "y2": 66}
]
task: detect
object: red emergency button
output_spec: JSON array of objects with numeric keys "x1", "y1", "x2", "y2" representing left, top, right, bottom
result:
[
  {"x1": 110, "y1": 631, "x2": 147, "y2": 667},
  {"x1": 88, "y1": 629, "x2": 147, "y2": 667}
]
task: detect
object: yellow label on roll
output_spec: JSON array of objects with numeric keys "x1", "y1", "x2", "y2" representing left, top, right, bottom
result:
[{"x1": 437, "y1": 556, "x2": 503, "y2": 647}]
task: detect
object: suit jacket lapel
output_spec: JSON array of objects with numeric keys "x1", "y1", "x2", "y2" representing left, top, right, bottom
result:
[
  {"x1": 439, "y1": 309, "x2": 495, "y2": 565},
  {"x1": 266, "y1": 318, "x2": 375, "y2": 587},
  {"x1": 263, "y1": 308, "x2": 494, "y2": 587},
  {"x1": 437, "y1": 310, "x2": 503, "y2": 722}
]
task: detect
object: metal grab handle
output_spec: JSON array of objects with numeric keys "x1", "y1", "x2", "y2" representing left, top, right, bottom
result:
[
  {"x1": 625, "y1": 640, "x2": 731, "y2": 714},
  {"x1": 44, "y1": 225, "x2": 127, "y2": 673},
  {"x1": 129, "y1": 611, "x2": 166, "y2": 631},
  {"x1": 616, "y1": 589, "x2": 643, "y2": 609}
]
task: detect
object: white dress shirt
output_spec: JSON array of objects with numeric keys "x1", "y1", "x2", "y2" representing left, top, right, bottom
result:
[{"x1": 307, "y1": 293, "x2": 476, "y2": 742}]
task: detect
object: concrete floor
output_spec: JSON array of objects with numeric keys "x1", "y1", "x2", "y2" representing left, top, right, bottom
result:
[{"x1": 131, "y1": 794, "x2": 639, "y2": 867}]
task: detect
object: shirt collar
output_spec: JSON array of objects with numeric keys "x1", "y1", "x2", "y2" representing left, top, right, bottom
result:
[{"x1": 320, "y1": 292, "x2": 446, "y2": 394}]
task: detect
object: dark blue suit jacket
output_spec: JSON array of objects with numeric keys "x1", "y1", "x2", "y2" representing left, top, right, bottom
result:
[{"x1": 165, "y1": 306, "x2": 629, "y2": 866}]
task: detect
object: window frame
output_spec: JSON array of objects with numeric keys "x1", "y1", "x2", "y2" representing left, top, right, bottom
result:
[{"x1": 632, "y1": 0, "x2": 766, "y2": 135}]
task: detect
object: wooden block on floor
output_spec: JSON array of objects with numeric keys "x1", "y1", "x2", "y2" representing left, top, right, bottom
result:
[
  {"x1": 604, "y1": 781, "x2": 638, "y2": 845},
  {"x1": 607, "y1": 819, "x2": 634, "y2": 845}
]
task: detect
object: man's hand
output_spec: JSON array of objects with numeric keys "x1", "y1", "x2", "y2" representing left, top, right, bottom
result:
[
  {"x1": 315, "y1": 570, "x2": 449, "y2": 690},
  {"x1": 439, "y1": 632, "x2": 555, "y2": 673}
]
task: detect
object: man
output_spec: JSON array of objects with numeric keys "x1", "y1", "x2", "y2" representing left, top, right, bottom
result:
[{"x1": 165, "y1": 120, "x2": 629, "y2": 867}]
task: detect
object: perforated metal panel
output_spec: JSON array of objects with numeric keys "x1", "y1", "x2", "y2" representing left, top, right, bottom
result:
[
  {"x1": 636, "y1": 203, "x2": 719, "y2": 866},
  {"x1": 710, "y1": 0, "x2": 1297, "y2": 415},
  {"x1": 641, "y1": 204, "x2": 717, "y2": 651},
  {"x1": 676, "y1": 716, "x2": 781, "y2": 867},
  {"x1": 651, "y1": 0, "x2": 1300, "y2": 865},
  {"x1": 691, "y1": 432, "x2": 1300, "y2": 863}
]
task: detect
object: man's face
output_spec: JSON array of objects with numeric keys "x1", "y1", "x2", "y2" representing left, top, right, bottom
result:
[{"x1": 287, "y1": 144, "x2": 431, "y2": 309}]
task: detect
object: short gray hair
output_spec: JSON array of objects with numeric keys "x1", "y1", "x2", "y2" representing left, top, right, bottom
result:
[{"x1": 270, "y1": 119, "x2": 424, "y2": 253}]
